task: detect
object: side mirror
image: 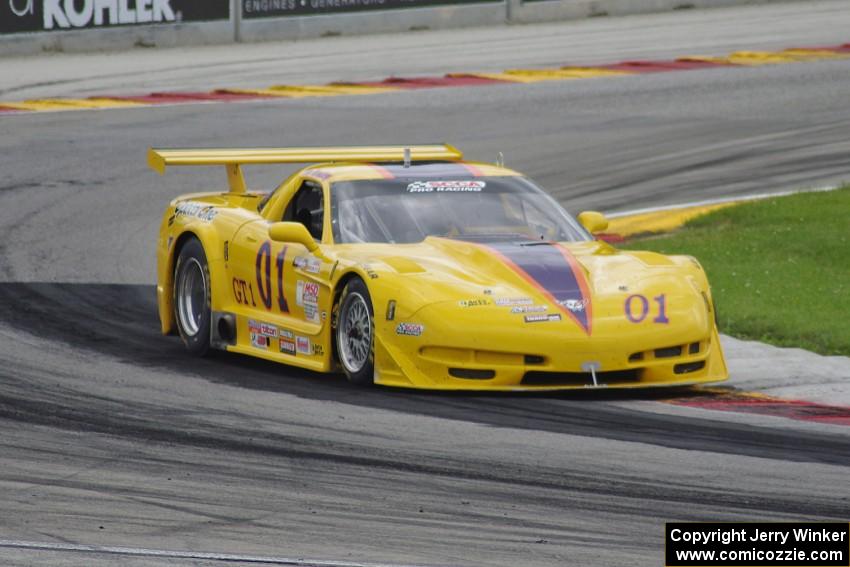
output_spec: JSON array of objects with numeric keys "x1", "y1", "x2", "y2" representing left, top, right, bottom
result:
[
  {"x1": 269, "y1": 222, "x2": 319, "y2": 252},
  {"x1": 577, "y1": 211, "x2": 609, "y2": 235}
]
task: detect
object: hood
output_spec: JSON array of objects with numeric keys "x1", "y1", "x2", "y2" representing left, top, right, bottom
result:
[{"x1": 337, "y1": 237, "x2": 710, "y2": 337}]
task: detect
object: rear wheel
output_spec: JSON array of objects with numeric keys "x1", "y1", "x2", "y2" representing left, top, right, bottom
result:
[
  {"x1": 335, "y1": 278, "x2": 375, "y2": 385},
  {"x1": 173, "y1": 238, "x2": 211, "y2": 356}
]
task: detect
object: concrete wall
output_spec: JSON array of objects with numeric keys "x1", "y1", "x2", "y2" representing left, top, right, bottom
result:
[
  {"x1": 237, "y1": 3, "x2": 506, "y2": 43},
  {"x1": 0, "y1": 21, "x2": 233, "y2": 57},
  {"x1": 507, "y1": 0, "x2": 791, "y2": 24},
  {"x1": 0, "y1": 0, "x2": 800, "y2": 57}
]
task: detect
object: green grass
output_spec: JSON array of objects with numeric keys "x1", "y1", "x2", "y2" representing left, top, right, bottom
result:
[{"x1": 631, "y1": 187, "x2": 850, "y2": 356}]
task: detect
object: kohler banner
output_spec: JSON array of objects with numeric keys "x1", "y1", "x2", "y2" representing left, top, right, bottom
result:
[
  {"x1": 1, "y1": 0, "x2": 229, "y2": 33},
  {"x1": 242, "y1": 0, "x2": 495, "y2": 18}
]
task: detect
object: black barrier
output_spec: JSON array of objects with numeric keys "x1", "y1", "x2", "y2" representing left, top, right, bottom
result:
[
  {"x1": 242, "y1": 0, "x2": 498, "y2": 18},
  {"x1": 666, "y1": 523, "x2": 850, "y2": 567},
  {"x1": 1, "y1": 0, "x2": 229, "y2": 34}
]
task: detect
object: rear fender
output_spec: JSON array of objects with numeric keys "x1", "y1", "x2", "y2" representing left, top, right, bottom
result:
[{"x1": 157, "y1": 218, "x2": 228, "y2": 335}]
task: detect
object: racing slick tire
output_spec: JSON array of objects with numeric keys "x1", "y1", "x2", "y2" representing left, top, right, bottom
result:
[
  {"x1": 173, "y1": 237, "x2": 212, "y2": 357},
  {"x1": 335, "y1": 278, "x2": 375, "y2": 386}
]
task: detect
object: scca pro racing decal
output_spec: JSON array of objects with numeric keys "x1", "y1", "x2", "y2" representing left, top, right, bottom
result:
[
  {"x1": 479, "y1": 242, "x2": 593, "y2": 335},
  {"x1": 407, "y1": 180, "x2": 486, "y2": 193}
]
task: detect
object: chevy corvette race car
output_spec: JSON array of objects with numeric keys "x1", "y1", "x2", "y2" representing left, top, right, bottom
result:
[{"x1": 150, "y1": 144, "x2": 728, "y2": 390}]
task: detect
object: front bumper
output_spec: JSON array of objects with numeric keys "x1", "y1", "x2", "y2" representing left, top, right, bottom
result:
[{"x1": 374, "y1": 323, "x2": 728, "y2": 391}]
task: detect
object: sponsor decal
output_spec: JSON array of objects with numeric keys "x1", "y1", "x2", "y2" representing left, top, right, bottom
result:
[
  {"x1": 483, "y1": 289, "x2": 493, "y2": 295},
  {"x1": 396, "y1": 322, "x2": 424, "y2": 336},
  {"x1": 296, "y1": 280, "x2": 320, "y2": 305},
  {"x1": 524, "y1": 314, "x2": 562, "y2": 323},
  {"x1": 1, "y1": 0, "x2": 229, "y2": 34},
  {"x1": 296, "y1": 335, "x2": 311, "y2": 355},
  {"x1": 296, "y1": 280, "x2": 321, "y2": 323},
  {"x1": 250, "y1": 332, "x2": 271, "y2": 349},
  {"x1": 173, "y1": 201, "x2": 218, "y2": 222},
  {"x1": 279, "y1": 329, "x2": 294, "y2": 339},
  {"x1": 303, "y1": 304, "x2": 320, "y2": 323},
  {"x1": 458, "y1": 298, "x2": 491, "y2": 308},
  {"x1": 495, "y1": 297, "x2": 533, "y2": 307},
  {"x1": 248, "y1": 319, "x2": 277, "y2": 337},
  {"x1": 361, "y1": 264, "x2": 379, "y2": 280},
  {"x1": 510, "y1": 305, "x2": 547, "y2": 314},
  {"x1": 560, "y1": 299, "x2": 589, "y2": 313},
  {"x1": 293, "y1": 255, "x2": 322, "y2": 274},
  {"x1": 313, "y1": 343, "x2": 324, "y2": 356},
  {"x1": 279, "y1": 337, "x2": 297, "y2": 355},
  {"x1": 406, "y1": 180, "x2": 486, "y2": 193}
]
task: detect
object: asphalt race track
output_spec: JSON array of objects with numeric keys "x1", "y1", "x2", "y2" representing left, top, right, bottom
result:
[{"x1": 1, "y1": 3, "x2": 850, "y2": 566}]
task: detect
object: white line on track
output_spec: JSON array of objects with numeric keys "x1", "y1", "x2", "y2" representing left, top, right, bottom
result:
[
  {"x1": 0, "y1": 539, "x2": 433, "y2": 567},
  {"x1": 605, "y1": 184, "x2": 843, "y2": 218}
]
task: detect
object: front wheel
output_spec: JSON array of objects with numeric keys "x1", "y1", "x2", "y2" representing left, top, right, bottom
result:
[
  {"x1": 335, "y1": 278, "x2": 375, "y2": 385},
  {"x1": 173, "y1": 238, "x2": 211, "y2": 356}
]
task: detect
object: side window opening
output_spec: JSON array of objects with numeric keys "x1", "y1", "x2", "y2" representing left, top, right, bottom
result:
[{"x1": 283, "y1": 181, "x2": 324, "y2": 240}]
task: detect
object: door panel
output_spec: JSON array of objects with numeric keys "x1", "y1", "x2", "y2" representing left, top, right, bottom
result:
[{"x1": 228, "y1": 219, "x2": 332, "y2": 361}]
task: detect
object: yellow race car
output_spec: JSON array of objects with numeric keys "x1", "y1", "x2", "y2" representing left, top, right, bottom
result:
[{"x1": 150, "y1": 144, "x2": 727, "y2": 391}]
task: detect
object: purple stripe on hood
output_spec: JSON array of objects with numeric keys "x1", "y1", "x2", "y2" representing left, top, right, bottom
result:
[{"x1": 484, "y1": 241, "x2": 592, "y2": 334}]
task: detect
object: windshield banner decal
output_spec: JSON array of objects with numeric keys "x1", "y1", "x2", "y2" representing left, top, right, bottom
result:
[{"x1": 407, "y1": 180, "x2": 486, "y2": 193}]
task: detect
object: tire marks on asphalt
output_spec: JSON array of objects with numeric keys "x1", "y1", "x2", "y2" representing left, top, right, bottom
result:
[{"x1": 0, "y1": 282, "x2": 848, "y2": 471}]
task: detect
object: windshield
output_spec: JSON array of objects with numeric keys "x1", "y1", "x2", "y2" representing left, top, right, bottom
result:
[{"x1": 331, "y1": 176, "x2": 590, "y2": 244}]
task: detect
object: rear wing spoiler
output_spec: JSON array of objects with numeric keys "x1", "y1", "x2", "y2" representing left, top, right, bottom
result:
[{"x1": 147, "y1": 144, "x2": 464, "y2": 194}]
